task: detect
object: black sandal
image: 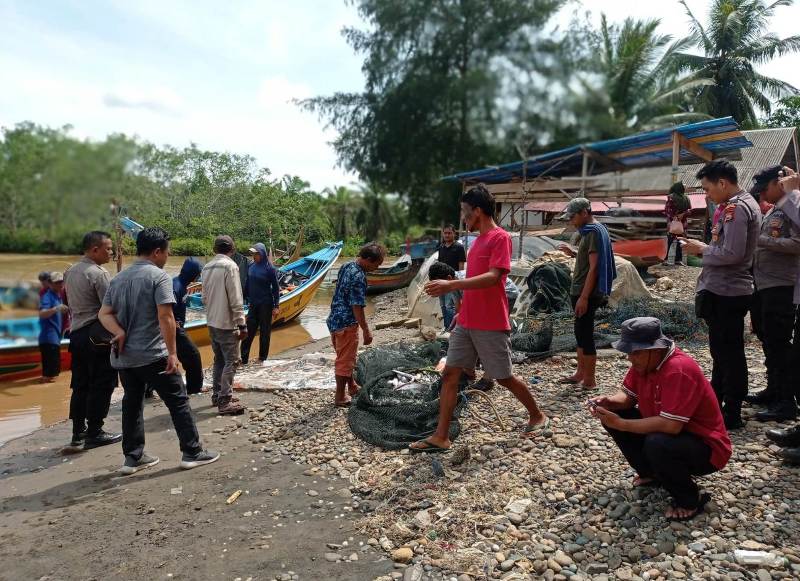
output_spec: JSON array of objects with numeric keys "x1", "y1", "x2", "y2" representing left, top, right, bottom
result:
[
  {"x1": 409, "y1": 438, "x2": 450, "y2": 454},
  {"x1": 668, "y1": 492, "x2": 711, "y2": 521}
]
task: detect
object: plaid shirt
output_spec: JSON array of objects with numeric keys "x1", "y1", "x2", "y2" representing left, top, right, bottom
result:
[{"x1": 327, "y1": 261, "x2": 367, "y2": 333}]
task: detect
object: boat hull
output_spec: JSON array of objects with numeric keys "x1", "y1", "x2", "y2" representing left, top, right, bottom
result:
[
  {"x1": 366, "y1": 262, "x2": 422, "y2": 294},
  {"x1": 0, "y1": 341, "x2": 72, "y2": 383}
]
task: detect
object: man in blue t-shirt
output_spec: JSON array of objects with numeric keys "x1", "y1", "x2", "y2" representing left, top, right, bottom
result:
[{"x1": 39, "y1": 271, "x2": 68, "y2": 383}]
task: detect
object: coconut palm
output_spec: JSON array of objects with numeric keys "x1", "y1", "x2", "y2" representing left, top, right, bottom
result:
[
  {"x1": 673, "y1": 0, "x2": 800, "y2": 128},
  {"x1": 323, "y1": 185, "x2": 361, "y2": 240},
  {"x1": 573, "y1": 15, "x2": 713, "y2": 139}
]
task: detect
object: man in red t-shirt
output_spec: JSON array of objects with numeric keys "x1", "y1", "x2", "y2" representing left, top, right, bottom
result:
[
  {"x1": 409, "y1": 185, "x2": 548, "y2": 452},
  {"x1": 589, "y1": 317, "x2": 731, "y2": 521}
]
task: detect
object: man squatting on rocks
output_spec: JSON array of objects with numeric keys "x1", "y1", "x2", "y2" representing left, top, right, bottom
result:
[
  {"x1": 326, "y1": 243, "x2": 385, "y2": 407},
  {"x1": 99, "y1": 227, "x2": 219, "y2": 475},
  {"x1": 557, "y1": 197, "x2": 616, "y2": 390},
  {"x1": 202, "y1": 235, "x2": 248, "y2": 415},
  {"x1": 757, "y1": 165, "x2": 800, "y2": 464},
  {"x1": 589, "y1": 317, "x2": 731, "y2": 521},
  {"x1": 411, "y1": 185, "x2": 548, "y2": 452},
  {"x1": 63, "y1": 230, "x2": 122, "y2": 450},
  {"x1": 682, "y1": 160, "x2": 760, "y2": 431}
]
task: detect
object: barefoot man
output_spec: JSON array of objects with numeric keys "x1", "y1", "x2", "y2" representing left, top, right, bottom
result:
[{"x1": 410, "y1": 185, "x2": 547, "y2": 452}]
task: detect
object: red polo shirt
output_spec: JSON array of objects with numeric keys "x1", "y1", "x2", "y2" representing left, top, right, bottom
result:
[
  {"x1": 458, "y1": 227, "x2": 512, "y2": 331},
  {"x1": 621, "y1": 346, "x2": 731, "y2": 470}
]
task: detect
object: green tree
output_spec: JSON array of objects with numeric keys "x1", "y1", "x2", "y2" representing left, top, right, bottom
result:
[
  {"x1": 323, "y1": 185, "x2": 362, "y2": 240},
  {"x1": 300, "y1": 0, "x2": 565, "y2": 223},
  {"x1": 763, "y1": 95, "x2": 800, "y2": 128},
  {"x1": 571, "y1": 16, "x2": 712, "y2": 138},
  {"x1": 673, "y1": 0, "x2": 800, "y2": 128}
]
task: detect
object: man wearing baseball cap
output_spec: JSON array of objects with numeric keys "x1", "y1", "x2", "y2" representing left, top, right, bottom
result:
[
  {"x1": 201, "y1": 235, "x2": 247, "y2": 415},
  {"x1": 588, "y1": 317, "x2": 731, "y2": 521},
  {"x1": 557, "y1": 197, "x2": 616, "y2": 390},
  {"x1": 38, "y1": 271, "x2": 68, "y2": 383},
  {"x1": 745, "y1": 166, "x2": 800, "y2": 422}
]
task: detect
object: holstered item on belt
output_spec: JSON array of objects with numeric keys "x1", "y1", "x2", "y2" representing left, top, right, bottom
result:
[
  {"x1": 88, "y1": 319, "x2": 114, "y2": 352},
  {"x1": 694, "y1": 290, "x2": 712, "y2": 319}
]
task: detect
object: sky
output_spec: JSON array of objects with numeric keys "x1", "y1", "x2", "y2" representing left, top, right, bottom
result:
[{"x1": 1, "y1": 0, "x2": 799, "y2": 190}]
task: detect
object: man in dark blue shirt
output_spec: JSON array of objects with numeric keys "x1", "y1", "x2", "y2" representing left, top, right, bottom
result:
[
  {"x1": 327, "y1": 243, "x2": 384, "y2": 407},
  {"x1": 172, "y1": 257, "x2": 204, "y2": 394},
  {"x1": 39, "y1": 271, "x2": 67, "y2": 382},
  {"x1": 241, "y1": 243, "x2": 281, "y2": 365}
]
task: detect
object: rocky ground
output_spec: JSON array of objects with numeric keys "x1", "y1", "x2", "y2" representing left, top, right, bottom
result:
[{"x1": 2, "y1": 270, "x2": 799, "y2": 581}]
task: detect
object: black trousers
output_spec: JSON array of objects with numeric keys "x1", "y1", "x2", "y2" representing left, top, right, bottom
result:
[
  {"x1": 241, "y1": 302, "x2": 274, "y2": 363},
  {"x1": 571, "y1": 295, "x2": 604, "y2": 356},
  {"x1": 39, "y1": 343, "x2": 61, "y2": 377},
  {"x1": 68, "y1": 325, "x2": 118, "y2": 436},
  {"x1": 701, "y1": 292, "x2": 751, "y2": 416},
  {"x1": 176, "y1": 327, "x2": 203, "y2": 394},
  {"x1": 751, "y1": 286, "x2": 795, "y2": 403},
  {"x1": 119, "y1": 358, "x2": 202, "y2": 460},
  {"x1": 605, "y1": 409, "x2": 717, "y2": 509},
  {"x1": 792, "y1": 307, "x2": 800, "y2": 403}
]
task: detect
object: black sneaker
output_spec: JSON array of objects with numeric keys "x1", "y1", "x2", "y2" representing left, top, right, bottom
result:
[
  {"x1": 119, "y1": 453, "x2": 160, "y2": 475},
  {"x1": 724, "y1": 414, "x2": 745, "y2": 431},
  {"x1": 180, "y1": 449, "x2": 220, "y2": 470},
  {"x1": 754, "y1": 402, "x2": 798, "y2": 423},
  {"x1": 83, "y1": 430, "x2": 123, "y2": 450}
]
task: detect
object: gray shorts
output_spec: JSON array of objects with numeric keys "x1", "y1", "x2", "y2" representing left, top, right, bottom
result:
[{"x1": 446, "y1": 325, "x2": 513, "y2": 380}]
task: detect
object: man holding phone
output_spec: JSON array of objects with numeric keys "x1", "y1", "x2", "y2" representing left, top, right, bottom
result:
[
  {"x1": 99, "y1": 227, "x2": 219, "y2": 474},
  {"x1": 588, "y1": 317, "x2": 731, "y2": 521},
  {"x1": 681, "y1": 160, "x2": 760, "y2": 430}
]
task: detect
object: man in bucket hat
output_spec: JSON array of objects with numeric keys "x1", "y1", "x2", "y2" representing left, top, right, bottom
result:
[{"x1": 587, "y1": 317, "x2": 731, "y2": 521}]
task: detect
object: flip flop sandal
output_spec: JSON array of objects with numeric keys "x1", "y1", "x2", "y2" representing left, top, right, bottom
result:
[
  {"x1": 558, "y1": 377, "x2": 580, "y2": 385},
  {"x1": 522, "y1": 417, "x2": 551, "y2": 436},
  {"x1": 334, "y1": 400, "x2": 352, "y2": 408},
  {"x1": 409, "y1": 438, "x2": 450, "y2": 454},
  {"x1": 633, "y1": 477, "x2": 660, "y2": 488},
  {"x1": 668, "y1": 492, "x2": 711, "y2": 522}
]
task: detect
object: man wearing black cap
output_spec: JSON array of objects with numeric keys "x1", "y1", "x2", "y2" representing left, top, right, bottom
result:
[
  {"x1": 682, "y1": 160, "x2": 760, "y2": 430},
  {"x1": 201, "y1": 235, "x2": 247, "y2": 415},
  {"x1": 746, "y1": 166, "x2": 800, "y2": 422},
  {"x1": 589, "y1": 317, "x2": 731, "y2": 521}
]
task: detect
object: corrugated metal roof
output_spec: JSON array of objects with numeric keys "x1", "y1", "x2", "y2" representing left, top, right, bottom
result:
[
  {"x1": 593, "y1": 127, "x2": 796, "y2": 193},
  {"x1": 443, "y1": 117, "x2": 754, "y2": 183},
  {"x1": 524, "y1": 193, "x2": 707, "y2": 213}
]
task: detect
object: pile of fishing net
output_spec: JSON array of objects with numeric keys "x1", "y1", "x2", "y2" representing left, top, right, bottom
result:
[
  {"x1": 348, "y1": 340, "x2": 467, "y2": 449},
  {"x1": 600, "y1": 296, "x2": 705, "y2": 341}
]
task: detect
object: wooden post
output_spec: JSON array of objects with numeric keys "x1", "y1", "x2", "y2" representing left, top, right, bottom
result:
[
  {"x1": 111, "y1": 200, "x2": 123, "y2": 273},
  {"x1": 580, "y1": 148, "x2": 589, "y2": 194},
  {"x1": 518, "y1": 158, "x2": 528, "y2": 259},
  {"x1": 793, "y1": 129, "x2": 800, "y2": 172},
  {"x1": 671, "y1": 131, "x2": 680, "y2": 184}
]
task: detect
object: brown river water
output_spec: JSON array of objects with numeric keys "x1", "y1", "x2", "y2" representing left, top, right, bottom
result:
[{"x1": 0, "y1": 253, "x2": 368, "y2": 446}]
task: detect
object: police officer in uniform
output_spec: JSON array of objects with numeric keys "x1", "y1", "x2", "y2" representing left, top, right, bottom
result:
[
  {"x1": 746, "y1": 166, "x2": 800, "y2": 422},
  {"x1": 683, "y1": 160, "x2": 761, "y2": 430},
  {"x1": 759, "y1": 166, "x2": 800, "y2": 463}
]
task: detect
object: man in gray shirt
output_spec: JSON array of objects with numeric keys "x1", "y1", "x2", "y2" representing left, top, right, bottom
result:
[
  {"x1": 63, "y1": 231, "x2": 121, "y2": 450},
  {"x1": 99, "y1": 227, "x2": 219, "y2": 475},
  {"x1": 747, "y1": 166, "x2": 800, "y2": 422},
  {"x1": 683, "y1": 160, "x2": 760, "y2": 430}
]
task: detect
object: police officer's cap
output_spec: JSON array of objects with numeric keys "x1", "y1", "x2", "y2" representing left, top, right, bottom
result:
[{"x1": 750, "y1": 165, "x2": 783, "y2": 195}]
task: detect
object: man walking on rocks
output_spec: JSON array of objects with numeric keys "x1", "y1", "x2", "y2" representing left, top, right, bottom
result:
[
  {"x1": 746, "y1": 166, "x2": 800, "y2": 423},
  {"x1": 590, "y1": 317, "x2": 731, "y2": 521},
  {"x1": 326, "y1": 243, "x2": 385, "y2": 407},
  {"x1": 682, "y1": 160, "x2": 760, "y2": 430},
  {"x1": 411, "y1": 185, "x2": 548, "y2": 452},
  {"x1": 557, "y1": 197, "x2": 616, "y2": 390},
  {"x1": 63, "y1": 230, "x2": 122, "y2": 450},
  {"x1": 202, "y1": 235, "x2": 247, "y2": 415},
  {"x1": 99, "y1": 227, "x2": 219, "y2": 474}
]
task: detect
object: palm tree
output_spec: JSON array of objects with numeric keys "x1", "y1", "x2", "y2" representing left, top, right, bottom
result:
[
  {"x1": 323, "y1": 185, "x2": 360, "y2": 240},
  {"x1": 674, "y1": 0, "x2": 800, "y2": 128},
  {"x1": 575, "y1": 15, "x2": 712, "y2": 137},
  {"x1": 355, "y1": 183, "x2": 392, "y2": 242}
]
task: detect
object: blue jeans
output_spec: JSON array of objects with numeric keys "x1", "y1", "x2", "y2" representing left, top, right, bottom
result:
[{"x1": 439, "y1": 294, "x2": 457, "y2": 330}]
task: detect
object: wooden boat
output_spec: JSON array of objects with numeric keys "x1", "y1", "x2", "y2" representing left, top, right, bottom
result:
[
  {"x1": 0, "y1": 242, "x2": 343, "y2": 382},
  {"x1": 182, "y1": 242, "x2": 342, "y2": 347},
  {"x1": 366, "y1": 255, "x2": 422, "y2": 295},
  {"x1": 612, "y1": 239, "x2": 668, "y2": 268}
]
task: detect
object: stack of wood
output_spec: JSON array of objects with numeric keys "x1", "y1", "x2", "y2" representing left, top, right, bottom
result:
[{"x1": 596, "y1": 215, "x2": 668, "y2": 242}]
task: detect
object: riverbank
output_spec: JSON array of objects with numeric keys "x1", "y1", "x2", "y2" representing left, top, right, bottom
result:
[{"x1": 3, "y1": 277, "x2": 800, "y2": 580}]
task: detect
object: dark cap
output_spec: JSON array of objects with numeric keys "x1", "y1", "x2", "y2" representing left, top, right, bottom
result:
[
  {"x1": 214, "y1": 235, "x2": 235, "y2": 254},
  {"x1": 611, "y1": 317, "x2": 673, "y2": 354},
  {"x1": 557, "y1": 197, "x2": 591, "y2": 221},
  {"x1": 750, "y1": 165, "x2": 783, "y2": 195}
]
